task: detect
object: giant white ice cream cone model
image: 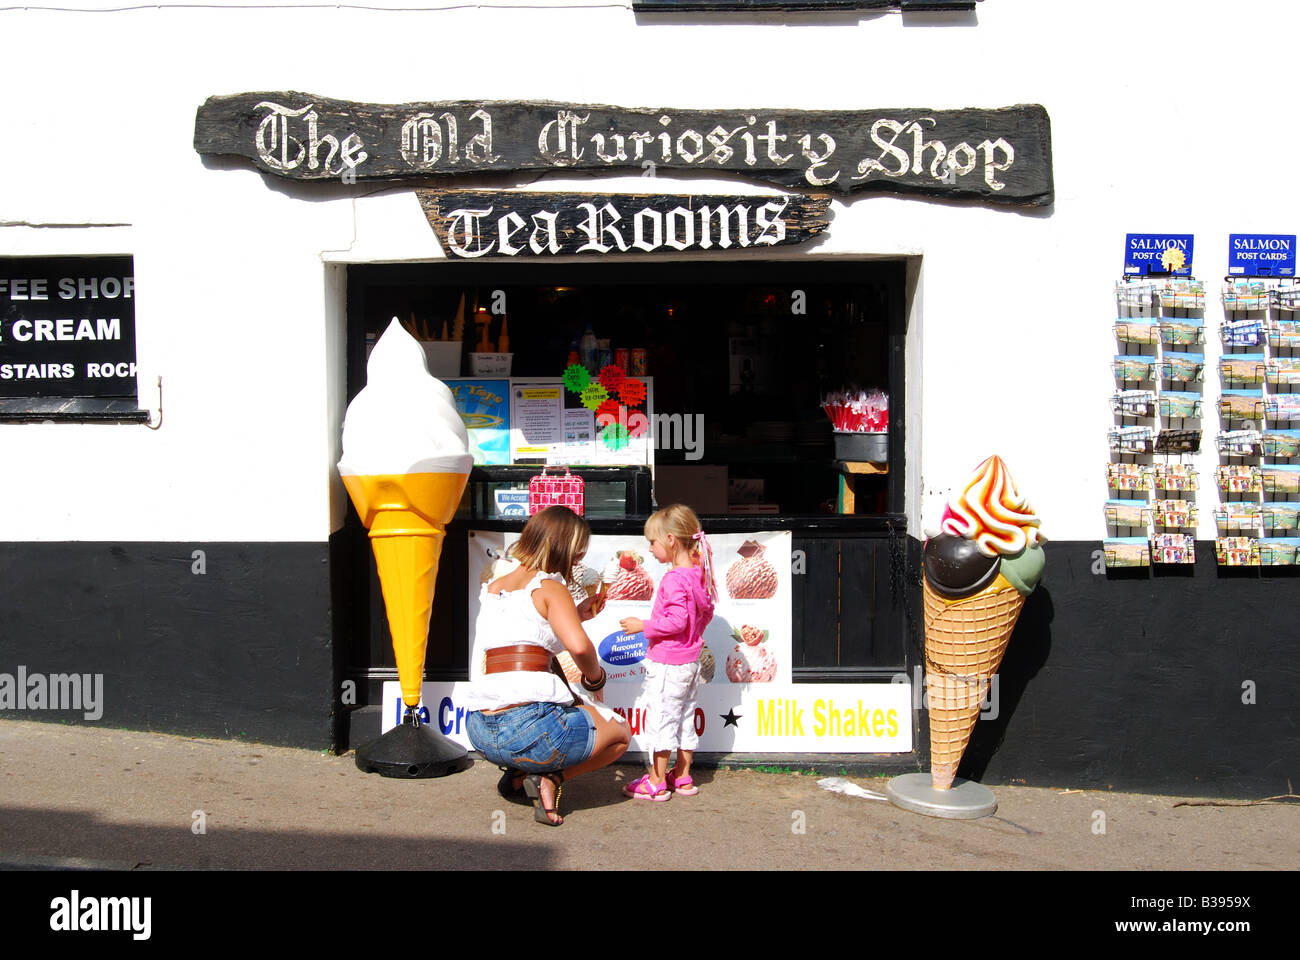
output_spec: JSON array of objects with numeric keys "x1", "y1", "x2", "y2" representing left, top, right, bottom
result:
[
  {"x1": 921, "y1": 456, "x2": 1044, "y2": 791},
  {"x1": 339, "y1": 319, "x2": 472, "y2": 776}
]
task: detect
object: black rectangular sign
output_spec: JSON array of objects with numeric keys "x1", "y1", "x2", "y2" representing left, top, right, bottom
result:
[{"x1": 0, "y1": 257, "x2": 137, "y2": 399}]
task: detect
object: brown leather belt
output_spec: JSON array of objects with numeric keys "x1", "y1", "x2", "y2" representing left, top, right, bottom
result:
[{"x1": 484, "y1": 644, "x2": 554, "y2": 675}]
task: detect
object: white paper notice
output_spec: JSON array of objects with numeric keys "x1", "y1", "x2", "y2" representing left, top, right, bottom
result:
[
  {"x1": 510, "y1": 381, "x2": 563, "y2": 460},
  {"x1": 557, "y1": 407, "x2": 596, "y2": 464}
]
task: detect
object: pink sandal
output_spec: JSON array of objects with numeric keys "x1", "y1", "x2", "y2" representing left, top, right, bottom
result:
[
  {"x1": 667, "y1": 773, "x2": 699, "y2": 796},
  {"x1": 623, "y1": 774, "x2": 671, "y2": 802}
]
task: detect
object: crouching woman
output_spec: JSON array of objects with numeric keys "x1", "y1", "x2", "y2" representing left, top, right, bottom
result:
[{"x1": 463, "y1": 506, "x2": 630, "y2": 826}]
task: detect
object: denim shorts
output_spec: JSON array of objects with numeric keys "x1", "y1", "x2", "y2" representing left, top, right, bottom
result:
[{"x1": 466, "y1": 701, "x2": 597, "y2": 773}]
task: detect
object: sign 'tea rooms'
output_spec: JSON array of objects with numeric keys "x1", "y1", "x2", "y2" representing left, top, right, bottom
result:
[{"x1": 418, "y1": 191, "x2": 831, "y2": 259}]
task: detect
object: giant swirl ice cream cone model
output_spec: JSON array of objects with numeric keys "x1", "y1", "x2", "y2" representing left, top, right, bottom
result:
[
  {"x1": 339, "y1": 318, "x2": 473, "y2": 778},
  {"x1": 923, "y1": 456, "x2": 1043, "y2": 790},
  {"x1": 887, "y1": 455, "x2": 1044, "y2": 818}
]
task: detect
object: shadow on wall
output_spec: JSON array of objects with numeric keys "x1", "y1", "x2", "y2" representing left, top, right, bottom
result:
[{"x1": 957, "y1": 585, "x2": 1055, "y2": 783}]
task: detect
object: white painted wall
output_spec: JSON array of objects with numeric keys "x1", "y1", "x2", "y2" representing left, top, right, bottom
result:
[{"x1": 1, "y1": 1, "x2": 1294, "y2": 542}]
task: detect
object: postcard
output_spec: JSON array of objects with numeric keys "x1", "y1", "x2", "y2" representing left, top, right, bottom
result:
[
  {"x1": 1219, "y1": 389, "x2": 1264, "y2": 420},
  {"x1": 1105, "y1": 537, "x2": 1150, "y2": 568}
]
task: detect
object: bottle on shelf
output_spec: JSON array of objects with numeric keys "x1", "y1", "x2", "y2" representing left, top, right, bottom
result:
[{"x1": 579, "y1": 323, "x2": 598, "y2": 372}]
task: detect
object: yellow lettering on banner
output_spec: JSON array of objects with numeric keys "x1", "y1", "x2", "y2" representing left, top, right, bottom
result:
[{"x1": 774, "y1": 699, "x2": 903, "y2": 741}]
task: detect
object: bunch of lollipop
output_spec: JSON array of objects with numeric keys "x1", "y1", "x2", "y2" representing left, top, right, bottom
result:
[{"x1": 821, "y1": 388, "x2": 889, "y2": 433}]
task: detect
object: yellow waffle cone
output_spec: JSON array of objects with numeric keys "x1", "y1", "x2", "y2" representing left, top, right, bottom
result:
[
  {"x1": 922, "y1": 578, "x2": 1025, "y2": 790},
  {"x1": 342, "y1": 472, "x2": 470, "y2": 707}
]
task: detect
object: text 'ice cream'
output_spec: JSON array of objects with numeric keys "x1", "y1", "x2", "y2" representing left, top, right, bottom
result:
[{"x1": 338, "y1": 319, "x2": 473, "y2": 708}]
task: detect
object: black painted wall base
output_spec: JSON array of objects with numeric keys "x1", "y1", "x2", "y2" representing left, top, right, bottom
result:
[
  {"x1": 0, "y1": 541, "x2": 335, "y2": 749},
  {"x1": 2, "y1": 537, "x2": 1295, "y2": 798}
]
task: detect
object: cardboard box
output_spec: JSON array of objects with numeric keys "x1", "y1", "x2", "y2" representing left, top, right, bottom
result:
[{"x1": 655, "y1": 465, "x2": 728, "y2": 515}]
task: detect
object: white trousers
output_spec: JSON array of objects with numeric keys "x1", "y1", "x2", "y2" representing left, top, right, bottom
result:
[{"x1": 643, "y1": 659, "x2": 701, "y2": 754}]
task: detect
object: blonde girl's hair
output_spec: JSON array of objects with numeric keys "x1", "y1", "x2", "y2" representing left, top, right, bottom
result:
[
  {"x1": 510, "y1": 506, "x2": 590, "y2": 576},
  {"x1": 645, "y1": 503, "x2": 718, "y2": 600}
]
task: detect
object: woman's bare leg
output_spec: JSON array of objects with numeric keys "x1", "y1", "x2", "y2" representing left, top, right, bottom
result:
[{"x1": 559, "y1": 704, "x2": 630, "y2": 781}]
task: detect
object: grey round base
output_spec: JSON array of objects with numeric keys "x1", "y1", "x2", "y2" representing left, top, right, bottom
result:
[{"x1": 886, "y1": 772, "x2": 998, "y2": 819}]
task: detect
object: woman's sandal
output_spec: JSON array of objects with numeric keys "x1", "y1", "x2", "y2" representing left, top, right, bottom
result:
[
  {"x1": 623, "y1": 773, "x2": 671, "y2": 802},
  {"x1": 496, "y1": 767, "x2": 526, "y2": 800},
  {"x1": 666, "y1": 772, "x2": 699, "y2": 796},
  {"x1": 523, "y1": 773, "x2": 564, "y2": 826}
]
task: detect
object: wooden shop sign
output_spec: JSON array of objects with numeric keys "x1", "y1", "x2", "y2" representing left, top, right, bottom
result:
[
  {"x1": 193, "y1": 94, "x2": 1053, "y2": 207},
  {"x1": 417, "y1": 191, "x2": 832, "y2": 259}
]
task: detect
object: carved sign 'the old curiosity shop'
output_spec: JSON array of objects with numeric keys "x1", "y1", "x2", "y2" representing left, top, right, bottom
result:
[{"x1": 193, "y1": 94, "x2": 1053, "y2": 207}]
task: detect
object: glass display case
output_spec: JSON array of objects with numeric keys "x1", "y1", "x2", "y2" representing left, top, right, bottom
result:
[{"x1": 463, "y1": 465, "x2": 652, "y2": 520}]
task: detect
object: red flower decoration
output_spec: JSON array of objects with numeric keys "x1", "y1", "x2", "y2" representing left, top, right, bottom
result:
[
  {"x1": 598, "y1": 364, "x2": 626, "y2": 394},
  {"x1": 619, "y1": 377, "x2": 647, "y2": 407}
]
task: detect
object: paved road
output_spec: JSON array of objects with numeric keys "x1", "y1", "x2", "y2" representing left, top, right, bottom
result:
[{"x1": 1, "y1": 718, "x2": 1294, "y2": 872}]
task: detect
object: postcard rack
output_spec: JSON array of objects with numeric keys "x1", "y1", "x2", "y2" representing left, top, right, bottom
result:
[
  {"x1": 1107, "y1": 277, "x2": 1203, "y2": 568},
  {"x1": 1216, "y1": 278, "x2": 1300, "y2": 565}
]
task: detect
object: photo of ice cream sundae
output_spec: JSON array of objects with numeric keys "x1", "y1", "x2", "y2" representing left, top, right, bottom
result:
[
  {"x1": 725, "y1": 540, "x2": 779, "y2": 599},
  {"x1": 603, "y1": 549, "x2": 654, "y2": 601},
  {"x1": 725, "y1": 642, "x2": 777, "y2": 683}
]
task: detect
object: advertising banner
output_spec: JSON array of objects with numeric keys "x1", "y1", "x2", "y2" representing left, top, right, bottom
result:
[
  {"x1": 446, "y1": 528, "x2": 913, "y2": 753},
  {"x1": 383, "y1": 680, "x2": 911, "y2": 753}
]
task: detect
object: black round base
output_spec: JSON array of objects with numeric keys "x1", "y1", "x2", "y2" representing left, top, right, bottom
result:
[{"x1": 354, "y1": 721, "x2": 473, "y2": 779}]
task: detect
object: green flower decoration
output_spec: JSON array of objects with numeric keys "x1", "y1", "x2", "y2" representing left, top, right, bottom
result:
[
  {"x1": 602, "y1": 421, "x2": 630, "y2": 451},
  {"x1": 563, "y1": 363, "x2": 590, "y2": 393},
  {"x1": 579, "y1": 382, "x2": 609, "y2": 411}
]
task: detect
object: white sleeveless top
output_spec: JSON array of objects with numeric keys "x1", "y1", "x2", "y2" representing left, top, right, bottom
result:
[{"x1": 462, "y1": 570, "x2": 576, "y2": 711}]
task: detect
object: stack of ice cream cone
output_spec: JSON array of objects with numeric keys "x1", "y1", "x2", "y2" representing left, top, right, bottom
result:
[{"x1": 922, "y1": 456, "x2": 1044, "y2": 790}]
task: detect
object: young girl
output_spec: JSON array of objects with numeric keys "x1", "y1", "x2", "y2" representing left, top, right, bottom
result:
[{"x1": 619, "y1": 504, "x2": 717, "y2": 801}]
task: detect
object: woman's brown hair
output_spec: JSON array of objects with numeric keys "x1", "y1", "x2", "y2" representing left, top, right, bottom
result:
[{"x1": 510, "y1": 505, "x2": 590, "y2": 575}]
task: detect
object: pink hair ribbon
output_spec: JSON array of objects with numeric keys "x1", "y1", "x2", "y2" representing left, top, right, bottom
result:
[{"x1": 692, "y1": 529, "x2": 719, "y2": 601}]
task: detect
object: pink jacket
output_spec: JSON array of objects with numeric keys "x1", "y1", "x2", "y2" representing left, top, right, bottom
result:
[{"x1": 642, "y1": 566, "x2": 715, "y2": 665}]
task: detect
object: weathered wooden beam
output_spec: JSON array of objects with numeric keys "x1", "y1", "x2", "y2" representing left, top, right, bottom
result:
[{"x1": 194, "y1": 93, "x2": 1053, "y2": 207}]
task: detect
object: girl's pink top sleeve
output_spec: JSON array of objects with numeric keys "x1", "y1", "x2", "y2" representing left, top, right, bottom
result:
[{"x1": 641, "y1": 573, "x2": 690, "y2": 641}]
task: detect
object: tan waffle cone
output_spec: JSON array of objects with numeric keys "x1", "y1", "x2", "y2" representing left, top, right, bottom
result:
[{"x1": 923, "y1": 579, "x2": 1025, "y2": 790}]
